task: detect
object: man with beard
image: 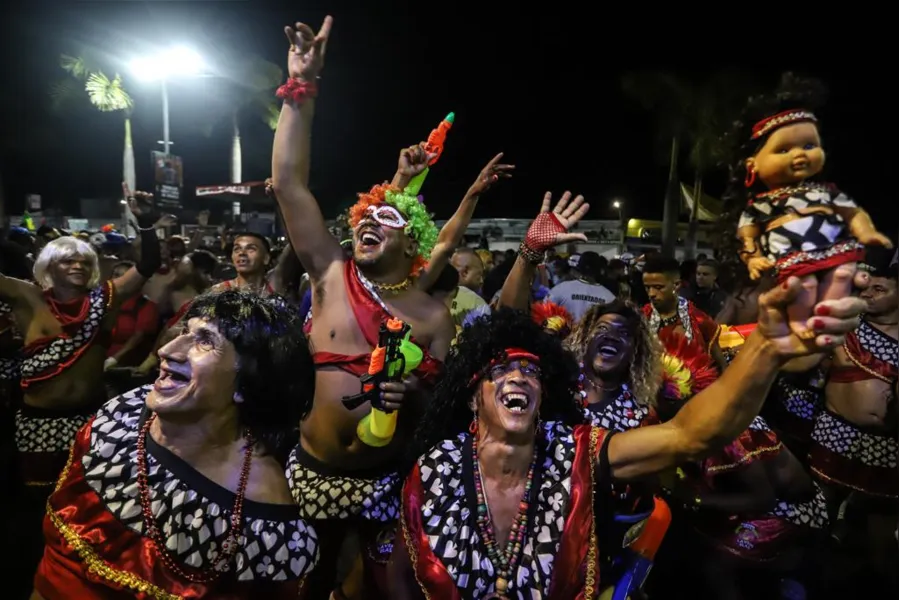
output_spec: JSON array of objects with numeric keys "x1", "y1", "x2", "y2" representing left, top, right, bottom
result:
[
  {"x1": 212, "y1": 232, "x2": 276, "y2": 296},
  {"x1": 271, "y1": 15, "x2": 455, "y2": 598}
]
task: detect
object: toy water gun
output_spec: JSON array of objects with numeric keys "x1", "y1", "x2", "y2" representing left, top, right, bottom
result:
[
  {"x1": 342, "y1": 318, "x2": 423, "y2": 447},
  {"x1": 406, "y1": 112, "x2": 454, "y2": 196},
  {"x1": 600, "y1": 497, "x2": 672, "y2": 600}
]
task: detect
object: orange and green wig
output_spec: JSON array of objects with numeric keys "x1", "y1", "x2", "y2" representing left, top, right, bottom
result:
[{"x1": 348, "y1": 183, "x2": 439, "y2": 274}]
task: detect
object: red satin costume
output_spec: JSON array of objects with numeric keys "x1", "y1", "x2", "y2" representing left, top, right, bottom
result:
[{"x1": 35, "y1": 388, "x2": 319, "y2": 599}]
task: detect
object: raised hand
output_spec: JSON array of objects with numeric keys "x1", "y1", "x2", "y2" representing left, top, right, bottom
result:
[
  {"x1": 122, "y1": 181, "x2": 157, "y2": 222},
  {"x1": 397, "y1": 145, "x2": 433, "y2": 179},
  {"x1": 467, "y1": 152, "x2": 515, "y2": 197},
  {"x1": 284, "y1": 15, "x2": 333, "y2": 81},
  {"x1": 756, "y1": 276, "x2": 866, "y2": 360},
  {"x1": 519, "y1": 191, "x2": 590, "y2": 263}
]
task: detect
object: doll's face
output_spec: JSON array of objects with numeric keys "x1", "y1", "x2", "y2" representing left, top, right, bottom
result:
[{"x1": 747, "y1": 122, "x2": 825, "y2": 188}]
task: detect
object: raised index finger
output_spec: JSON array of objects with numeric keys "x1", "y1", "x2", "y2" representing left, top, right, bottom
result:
[{"x1": 484, "y1": 152, "x2": 504, "y2": 169}]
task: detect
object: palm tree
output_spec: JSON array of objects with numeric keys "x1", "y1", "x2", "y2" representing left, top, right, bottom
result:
[
  {"x1": 622, "y1": 71, "x2": 756, "y2": 259},
  {"x1": 621, "y1": 72, "x2": 692, "y2": 257},
  {"x1": 194, "y1": 55, "x2": 282, "y2": 183},
  {"x1": 683, "y1": 71, "x2": 757, "y2": 259},
  {"x1": 55, "y1": 54, "x2": 136, "y2": 194}
]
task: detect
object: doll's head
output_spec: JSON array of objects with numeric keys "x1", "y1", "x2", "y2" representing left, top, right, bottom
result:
[
  {"x1": 716, "y1": 74, "x2": 828, "y2": 257},
  {"x1": 724, "y1": 73, "x2": 828, "y2": 196}
]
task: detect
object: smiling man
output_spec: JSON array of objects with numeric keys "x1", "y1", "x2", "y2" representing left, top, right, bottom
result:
[
  {"x1": 271, "y1": 15, "x2": 455, "y2": 598},
  {"x1": 32, "y1": 291, "x2": 320, "y2": 599}
]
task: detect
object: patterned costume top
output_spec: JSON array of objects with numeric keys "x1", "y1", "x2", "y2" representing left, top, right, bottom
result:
[
  {"x1": 738, "y1": 183, "x2": 864, "y2": 281},
  {"x1": 35, "y1": 387, "x2": 319, "y2": 599},
  {"x1": 829, "y1": 317, "x2": 898, "y2": 385},
  {"x1": 401, "y1": 422, "x2": 610, "y2": 599},
  {"x1": 25, "y1": 282, "x2": 114, "y2": 389},
  {"x1": 643, "y1": 297, "x2": 720, "y2": 354}
]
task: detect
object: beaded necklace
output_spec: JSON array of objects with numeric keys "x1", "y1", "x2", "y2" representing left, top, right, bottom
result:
[
  {"x1": 136, "y1": 413, "x2": 255, "y2": 583},
  {"x1": 471, "y1": 431, "x2": 537, "y2": 598}
]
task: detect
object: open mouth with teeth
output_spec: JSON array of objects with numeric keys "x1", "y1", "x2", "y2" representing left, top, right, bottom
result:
[
  {"x1": 359, "y1": 228, "x2": 384, "y2": 247},
  {"x1": 499, "y1": 392, "x2": 530, "y2": 414},
  {"x1": 597, "y1": 344, "x2": 619, "y2": 358}
]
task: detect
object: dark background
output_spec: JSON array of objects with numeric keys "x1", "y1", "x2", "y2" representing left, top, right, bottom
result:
[{"x1": 1, "y1": 2, "x2": 895, "y2": 234}]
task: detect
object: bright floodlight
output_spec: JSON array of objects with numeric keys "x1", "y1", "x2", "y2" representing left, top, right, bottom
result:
[
  {"x1": 612, "y1": 200, "x2": 622, "y2": 209},
  {"x1": 130, "y1": 46, "x2": 205, "y2": 81}
]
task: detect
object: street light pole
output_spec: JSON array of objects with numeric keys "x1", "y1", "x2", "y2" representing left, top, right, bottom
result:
[
  {"x1": 161, "y1": 78, "x2": 171, "y2": 155},
  {"x1": 613, "y1": 200, "x2": 625, "y2": 256}
]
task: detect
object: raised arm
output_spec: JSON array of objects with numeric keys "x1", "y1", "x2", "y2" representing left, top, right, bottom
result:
[
  {"x1": 417, "y1": 153, "x2": 514, "y2": 291},
  {"x1": 271, "y1": 15, "x2": 343, "y2": 280},
  {"x1": 606, "y1": 279, "x2": 866, "y2": 481},
  {"x1": 110, "y1": 185, "x2": 168, "y2": 302},
  {"x1": 497, "y1": 191, "x2": 588, "y2": 310}
]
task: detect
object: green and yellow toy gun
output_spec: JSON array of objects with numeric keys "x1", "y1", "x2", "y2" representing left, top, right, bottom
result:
[{"x1": 342, "y1": 318, "x2": 423, "y2": 447}]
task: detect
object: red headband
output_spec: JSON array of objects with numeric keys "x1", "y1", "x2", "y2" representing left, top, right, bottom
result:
[
  {"x1": 751, "y1": 109, "x2": 817, "y2": 140},
  {"x1": 469, "y1": 348, "x2": 541, "y2": 387}
]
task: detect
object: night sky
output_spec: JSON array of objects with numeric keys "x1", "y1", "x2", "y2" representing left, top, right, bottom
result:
[{"x1": 1, "y1": 2, "x2": 895, "y2": 235}]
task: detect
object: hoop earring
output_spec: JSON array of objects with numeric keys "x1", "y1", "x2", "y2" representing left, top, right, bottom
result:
[
  {"x1": 744, "y1": 169, "x2": 757, "y2": 188},
  {"x1": 469, "y1": 414, "x2": 478, "y2": 435}
]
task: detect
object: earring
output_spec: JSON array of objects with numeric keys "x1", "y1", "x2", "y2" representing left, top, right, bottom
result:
[
  {"x1": 469, "y1": 413, "x2": 478, "y2": 435},
  {"x1": 744, "y1": 168, "x2": 757, "y2": 188}
]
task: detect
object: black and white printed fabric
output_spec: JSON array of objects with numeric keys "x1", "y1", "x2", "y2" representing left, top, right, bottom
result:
[{"x1": 83, "y1": 386, "x2": 319, "y2": 581}]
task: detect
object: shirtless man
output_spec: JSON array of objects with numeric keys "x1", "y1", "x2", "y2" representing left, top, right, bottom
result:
[
  {"x1": 0, "y1": 194, "x2": 163, "y2": 591},
  {"x1": 211, "y1": 232, "x2": 276, "y2": 296},
  {"x1": 808, "y1": 262, "x2": 898, "y2": 569},
  {"x1": 271, "y1": 15, "x2": 455, "y2": 598}
]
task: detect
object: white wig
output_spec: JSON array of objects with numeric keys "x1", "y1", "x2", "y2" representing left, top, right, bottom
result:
[{"x1": 33, "y1": 236, "x2": 101, "y2": 289}]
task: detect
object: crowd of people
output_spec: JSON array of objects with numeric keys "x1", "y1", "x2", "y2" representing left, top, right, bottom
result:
[{"x1": 0, "y1": 13, "x2": 896, "y2": 600}]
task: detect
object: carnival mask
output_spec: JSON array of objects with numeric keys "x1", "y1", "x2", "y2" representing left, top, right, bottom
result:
[{"x1": 365, "y1": 204, "x2": 408, "y2": 230}]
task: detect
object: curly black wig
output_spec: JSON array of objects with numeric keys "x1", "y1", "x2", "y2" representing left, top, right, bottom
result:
[
  {"x1": 185, "y1": 289, "x2": 313, "y2": 456},
  {"x1": 717, "y1": 72, "x2": 829, "y2": 258},
  {"x1": 404, "y1": 307, "x2": 585, "y2": 474}
]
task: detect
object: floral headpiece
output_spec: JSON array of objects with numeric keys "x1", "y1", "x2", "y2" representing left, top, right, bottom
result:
[
  {"x1": 348, "y1": 183, "x2": 439, "y2": 274},
  {"x1": 657, "y1": 332, "x2": 718, "y2": 404},
  {"x1": 531, "y1": 301, "x2": 573, "y2": 338}
]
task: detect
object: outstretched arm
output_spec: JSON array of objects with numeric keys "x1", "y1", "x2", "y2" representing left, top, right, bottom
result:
[
  {"x1": 417, "y1": 153, "x2": 514, "y2": 291},
  {"x1": 271, "y1": 16, "x2": 343, "y2": 280},
  {"x1": 606, "y1": 279, "x2": 866, "y2": 481}
]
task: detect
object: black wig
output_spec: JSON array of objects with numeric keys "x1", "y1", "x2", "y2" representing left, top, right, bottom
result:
[
  {"x1": 185, "y1": 289, "x2": 313, "y2": 456},
  {"x1": 404, "y1": 307, "x2": 585, "y2": 474},
  {"x1": 717, "y1": 73, "x2": 829, "y2": 258}
]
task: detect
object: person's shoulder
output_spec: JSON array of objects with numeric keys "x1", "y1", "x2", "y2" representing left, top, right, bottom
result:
[{"x1": 245, "y1": 453, "x2": 296, "y2": 506}]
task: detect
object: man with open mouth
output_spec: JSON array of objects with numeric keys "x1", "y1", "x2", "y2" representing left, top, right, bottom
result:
[
  {"x1": 32, "y1": 291, "x2": 321, "y2": 599},
  {"x1": 271, "y1": 15, "x2": 456, "y2": 599},
  {"x1": 391, "y1": 180, "x2": 867, "y2": 597}
]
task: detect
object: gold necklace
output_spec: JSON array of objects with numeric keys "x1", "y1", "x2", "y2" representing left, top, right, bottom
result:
[{"x1": 372, "y1": 278, "x2": 412, "y2": 293}]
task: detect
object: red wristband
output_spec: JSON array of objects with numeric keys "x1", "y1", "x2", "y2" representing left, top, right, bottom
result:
[{"x1": 275, "y1": 78, "x2": 319, "y2": 105}]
